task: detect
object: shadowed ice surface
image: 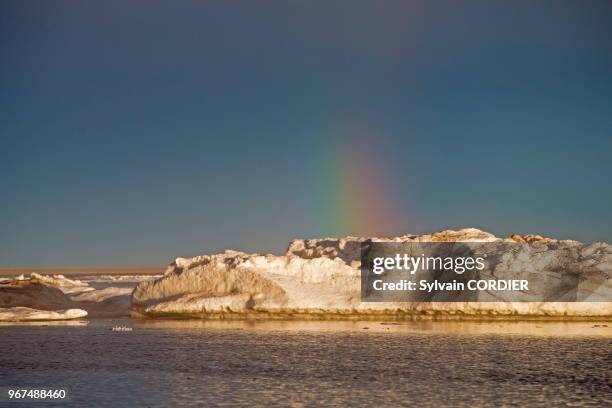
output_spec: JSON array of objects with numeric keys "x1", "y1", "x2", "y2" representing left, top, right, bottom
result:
[{"x1": 1, "y1": 320, "x2": 611, "y2": 407}]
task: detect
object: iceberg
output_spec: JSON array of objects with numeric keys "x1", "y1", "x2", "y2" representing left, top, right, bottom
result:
[
  {"x1": 1, "y1": 278, "x2": 76, "y2": 310},
  {"x1": 69, "y1": 287, "x2": 133, "y2": 318},
  {"x1": 132, "y1": 229, "x2": 612, "y2": 319},
  {"x1": 0, "y1": 274, "x2": 142, "y2": 319},
  {"x1": 0, "y1": 307, "x2": 87, "y2": 321},
  {"x1": 14, "y1": 272, "x2": 93, "y2": 294}
]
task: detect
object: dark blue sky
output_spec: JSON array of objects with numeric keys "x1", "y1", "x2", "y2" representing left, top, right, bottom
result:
[{"x1": 1, "y1": 1, "x2": 611, "y2": 266}]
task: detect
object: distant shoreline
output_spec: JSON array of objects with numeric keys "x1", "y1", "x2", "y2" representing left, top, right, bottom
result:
[{"x1": 0, "y1": 266, "x2": 165, "y2": 277}]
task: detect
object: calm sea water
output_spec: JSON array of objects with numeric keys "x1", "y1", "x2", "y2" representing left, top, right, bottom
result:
[{"x1": 0, "y1": 320, "x2": 610, "y2": 407}]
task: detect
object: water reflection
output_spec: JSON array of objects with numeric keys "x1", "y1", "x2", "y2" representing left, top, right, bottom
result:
[
  {"x1": 1, "y1": 318, "x2": 610, "y2": 407},
  {"x1": 130, "y1": 318, "x2": 612, "y2": 337}
]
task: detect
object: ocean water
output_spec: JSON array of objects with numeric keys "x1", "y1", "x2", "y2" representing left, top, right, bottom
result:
[{"x1": 0, "y1": 320, "x2": 610, "y2": 407}]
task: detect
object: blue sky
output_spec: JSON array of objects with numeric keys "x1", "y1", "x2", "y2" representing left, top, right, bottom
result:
[{"x1": 1, "y1": 1, "x2": 611, "y2": 266}]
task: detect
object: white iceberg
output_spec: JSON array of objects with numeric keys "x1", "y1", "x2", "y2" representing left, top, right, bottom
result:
[
  {"x1": 68, "y1": 287, "x2": 133, "y2": 318},
  {"x1": 15, "y1": 273, "x2": 93, "y2": 294},
  {"x1": 1, "y1": 274, "x2": 134, "y2": 318},
  {"x1": 1, "y1": 278, "x2": 75, "y2": 310},
  {"x1": 132, "y1": 229, "x2": 612, "y2": 319},
  {"x1": 0, "y1": 307, "x2": 87, "y2": 321}
]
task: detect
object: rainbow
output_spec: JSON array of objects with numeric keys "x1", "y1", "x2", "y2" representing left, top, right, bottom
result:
[{"x1": 314, "y1": 125, "x2": 405, "y2": 237}]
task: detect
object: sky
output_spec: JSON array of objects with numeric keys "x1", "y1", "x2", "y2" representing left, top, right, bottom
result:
[{"x1": 1, "y1": 1, "x2": 611, "y2": 266}]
